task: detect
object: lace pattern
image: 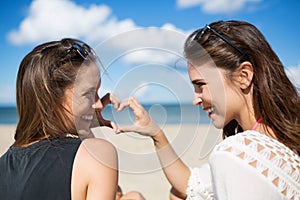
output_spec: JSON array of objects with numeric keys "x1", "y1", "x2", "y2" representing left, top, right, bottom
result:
[
  {"x1": 214, "y1": 130, "x2": 300, "y2": 200},
  {"x1": 186, "y1": 167, "x2": 214, "y2": 200}
]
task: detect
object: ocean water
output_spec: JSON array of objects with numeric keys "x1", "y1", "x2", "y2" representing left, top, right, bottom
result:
[
  {"x1": 0, "y1": 106, "x2": 18, "y2": 124},
  {"x1": 0, "y1": 104, "x2": 211, "y2": 125}
]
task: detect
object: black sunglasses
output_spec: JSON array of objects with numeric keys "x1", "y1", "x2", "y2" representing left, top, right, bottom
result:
[
  {"x1": 62, "y1": 42, "x2": 97, "y2": 59},
  {"x1": 62, "y1": 41, "x2": 109, "y2": 77},
  {"x1": 192, "y1": 24, "x2": 247, "y2": 56}
]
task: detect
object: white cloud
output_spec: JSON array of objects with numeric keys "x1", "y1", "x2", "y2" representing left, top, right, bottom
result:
[
  {"x1": 121, "y1": 50, "x2": 181, "y2": 65},
  {"x1": 7, "y1": 0, "x2": 190, "y2": 66},
  {"x1": 94, "y1": 26, "x2": 190, "y2": 67},
  {"x1": 286, "y1": 64, "x2": 300, "y2": 89},
  {"x1": 110, "y1": 28, "x2": 188, "y2": 65},
  {"x1": 7, "y1": 0, "x2": 136, "y2": 45},
  {"x1": 176, "y1": 0, "x2": 261, "y2": 14},
  {"x1": 6, "y1": 0, "x2": 193, "y2": 104}
]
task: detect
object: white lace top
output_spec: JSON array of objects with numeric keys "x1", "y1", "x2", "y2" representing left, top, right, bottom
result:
[{"x1": 186, "y1": 130, "x2": 300, "y2": 200}]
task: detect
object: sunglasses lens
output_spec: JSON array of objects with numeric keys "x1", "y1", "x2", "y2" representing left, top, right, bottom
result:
[
  {"x1": 191, "y1": 25, "x2": 246, "y2": 56},
  {"x1": 62, "y1": 41, "x2": 97, "y2": 61},
  {"x1": 72, "y1": 43, "x2": 89, "y2": 59}
]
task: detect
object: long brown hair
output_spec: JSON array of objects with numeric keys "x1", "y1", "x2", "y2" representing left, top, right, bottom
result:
[
  {"x1": 184, "y1": 20, "x2": 300, "y2": 155},
  {"x1": 15, "y1": 38, "x2": 96, "y2": 146}
]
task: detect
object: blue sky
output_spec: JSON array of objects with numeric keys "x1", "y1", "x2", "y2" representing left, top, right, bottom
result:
[{"x1": 1, "y1": 0, "x2": 299, "y2": 106}]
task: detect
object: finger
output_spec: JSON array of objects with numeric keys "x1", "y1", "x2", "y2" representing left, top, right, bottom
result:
[
  {"x1": 115, "y1": 128, "x2": 122, "y2": 134},
  {"x1": 118, "y1": 98, "x2": 131, "y2": 112},
  {"x1": 127, "y1": 96, "x2": 143, "y2": 111},
  {"x1": 100, "y1": 93, "x2": 111, "y2": 107},
  {"x1": 128, "y1": 97, "x2": 148, "y2": 118},
  {"x1": 110, "y1": 94, "x2": 121, "y2": 110},
  {"x1": 130, "y1": 96, "x2": 143, "y2": 109},
  {"x1": 95, "y1": 109, "x2": 113, "y2": 128},
  {"x1": 110, "y1": 121, "x2": 118, "y2": 132},
  {"x1": 118, "y1": 97, "x2": 146, "y2": 120},
  {"x1": 117, "y1": 125, "x2": 139, "y2": 133}
]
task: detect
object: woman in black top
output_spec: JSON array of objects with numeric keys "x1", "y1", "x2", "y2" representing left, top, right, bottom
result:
[{"x1": 0, "y1": 38, "x2": 142, "y2": 199}]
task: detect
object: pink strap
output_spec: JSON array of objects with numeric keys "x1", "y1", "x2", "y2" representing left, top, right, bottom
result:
[{"x1": 251, "y1": 117, "x2": 263, "y2": 130}]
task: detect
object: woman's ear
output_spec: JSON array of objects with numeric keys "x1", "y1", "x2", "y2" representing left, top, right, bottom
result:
[{"x1": 237, "y1": 61, "x2": 254, "y2": 90}]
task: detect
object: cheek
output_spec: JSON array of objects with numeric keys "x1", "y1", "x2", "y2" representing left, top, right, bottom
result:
[
  {"x1": 72, "y1": 97, "x2": 93, "y2": 115},
  {"x1": 209, "y1": 83, "x2": 227, "y2": 109},
  {"x1": 226, "y1": 90, "x2": 244, "y2": 112},
  {"x1": 201, "y1": 87, "x2": 212, "y2": 102},
  {"x1": 221, "y1": 87, "x2": 243, "y2": 123}
]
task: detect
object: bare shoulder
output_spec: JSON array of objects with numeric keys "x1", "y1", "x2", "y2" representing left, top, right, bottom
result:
[
  {"x1": 71, "y1": 138, "x2": 118, "y2": 200},
  {"x1": 78, "y1": 138, "x2": 118, "y2": 169},
  {"x1": 81, "y1": 138, "x2": 118, "y2": 154}
]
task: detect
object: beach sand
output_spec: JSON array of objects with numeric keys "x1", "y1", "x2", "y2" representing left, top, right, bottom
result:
[{"x1": 0, "y1": 124, "x2": 222, "y2": 200}]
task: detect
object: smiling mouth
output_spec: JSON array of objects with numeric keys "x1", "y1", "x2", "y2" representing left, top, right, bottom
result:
[
  {"x1": 205, "y1": 107, "x2": 215, "y2": 116},
  {"x1": 81, "y1": 115, "x2": 93, "y2": 121}
]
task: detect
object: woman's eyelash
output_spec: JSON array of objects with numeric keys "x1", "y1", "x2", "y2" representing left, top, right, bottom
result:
[{"x1": 195, "y1": 82, "x2": 206, "y2": 87}]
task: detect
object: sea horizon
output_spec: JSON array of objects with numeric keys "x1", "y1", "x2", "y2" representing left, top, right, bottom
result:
[{"x1": 0, "y1": 103, "x2": 211, "y2": 125}]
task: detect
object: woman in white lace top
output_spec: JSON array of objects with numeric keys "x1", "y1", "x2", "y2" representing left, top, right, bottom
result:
[{"x1": 116, "y1": 20, "x2": 300, "y2": 199}]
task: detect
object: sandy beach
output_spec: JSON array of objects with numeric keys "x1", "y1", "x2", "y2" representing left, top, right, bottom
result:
[{"x1": 0, "y1": 124, "x2": 221, "y2": 200}]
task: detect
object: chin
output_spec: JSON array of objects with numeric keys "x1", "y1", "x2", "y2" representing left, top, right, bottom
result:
[
  {"x1": 212, "y1": 119, "x2": 226, "y2": 129},
  {"x1": 75, "y1": 120, "x2": 91, "y2": 133},
  {"x1": 78, "y1": 129, "x2": 92, "y2": 138}
]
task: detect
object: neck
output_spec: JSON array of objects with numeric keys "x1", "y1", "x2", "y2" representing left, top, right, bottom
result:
[
  {"x1": 239, "y1": 115, "x2": 277, "y2": 139},
  {"x1": 255, "y1": 124, "x2": 277, "y2": 139},
  {"x1": 237, "y1": 109, "x2": 257, "y2": 131}
]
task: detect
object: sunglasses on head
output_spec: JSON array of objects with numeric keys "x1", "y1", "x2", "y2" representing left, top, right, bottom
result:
[
  {"x1": 191, "y1": 24, "x2": 247, "y2": 57},
  {"x1": 61, "y1": 40, "x2": 109, "y2": 77},
  {"x1": 62, "y1": 42, "x2": 97, "y2": 60}
]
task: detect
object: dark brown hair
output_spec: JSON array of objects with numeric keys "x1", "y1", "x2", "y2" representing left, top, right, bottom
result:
[
  {"x1": 15, "y1": 38, "x2": 96, "y2": 146},
  {"x1": 184, "y1": 20, "x2": 300, "y2": 155}
]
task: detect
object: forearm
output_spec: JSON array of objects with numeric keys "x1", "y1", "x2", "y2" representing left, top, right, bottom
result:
[
  {"x1": 152, "y1": 130, "x2": 190, "y2": 196},
  {"x1": 117, "y1": 97, "x2": 191, "y2": 195}
]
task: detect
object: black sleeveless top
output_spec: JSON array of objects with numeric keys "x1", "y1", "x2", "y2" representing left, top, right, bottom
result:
[{"x1": 0, "y1": 137, "x2": 81, "y2": 200}]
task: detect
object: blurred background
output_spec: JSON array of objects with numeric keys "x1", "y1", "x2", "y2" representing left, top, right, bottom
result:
[{"x1": 0, "y1": 0, "x2": 299, "y2": 124}]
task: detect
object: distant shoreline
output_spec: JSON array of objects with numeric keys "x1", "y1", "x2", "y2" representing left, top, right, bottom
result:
[{"x1": 0, "y1": 104, "x2": 212, "y2": 125}]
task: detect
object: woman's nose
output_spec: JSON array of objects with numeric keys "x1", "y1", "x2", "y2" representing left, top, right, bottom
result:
[
  {"x1": 192, "y1": 93, "x2": 203, "y2": 106},
  {"x1": 92, "y1": 97, "x2": 103, "y2": 109}
]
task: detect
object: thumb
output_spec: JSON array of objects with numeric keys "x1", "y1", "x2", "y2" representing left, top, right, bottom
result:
[{"x1": 116, "y1": 125, "x2": 139, "y2": 134}]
